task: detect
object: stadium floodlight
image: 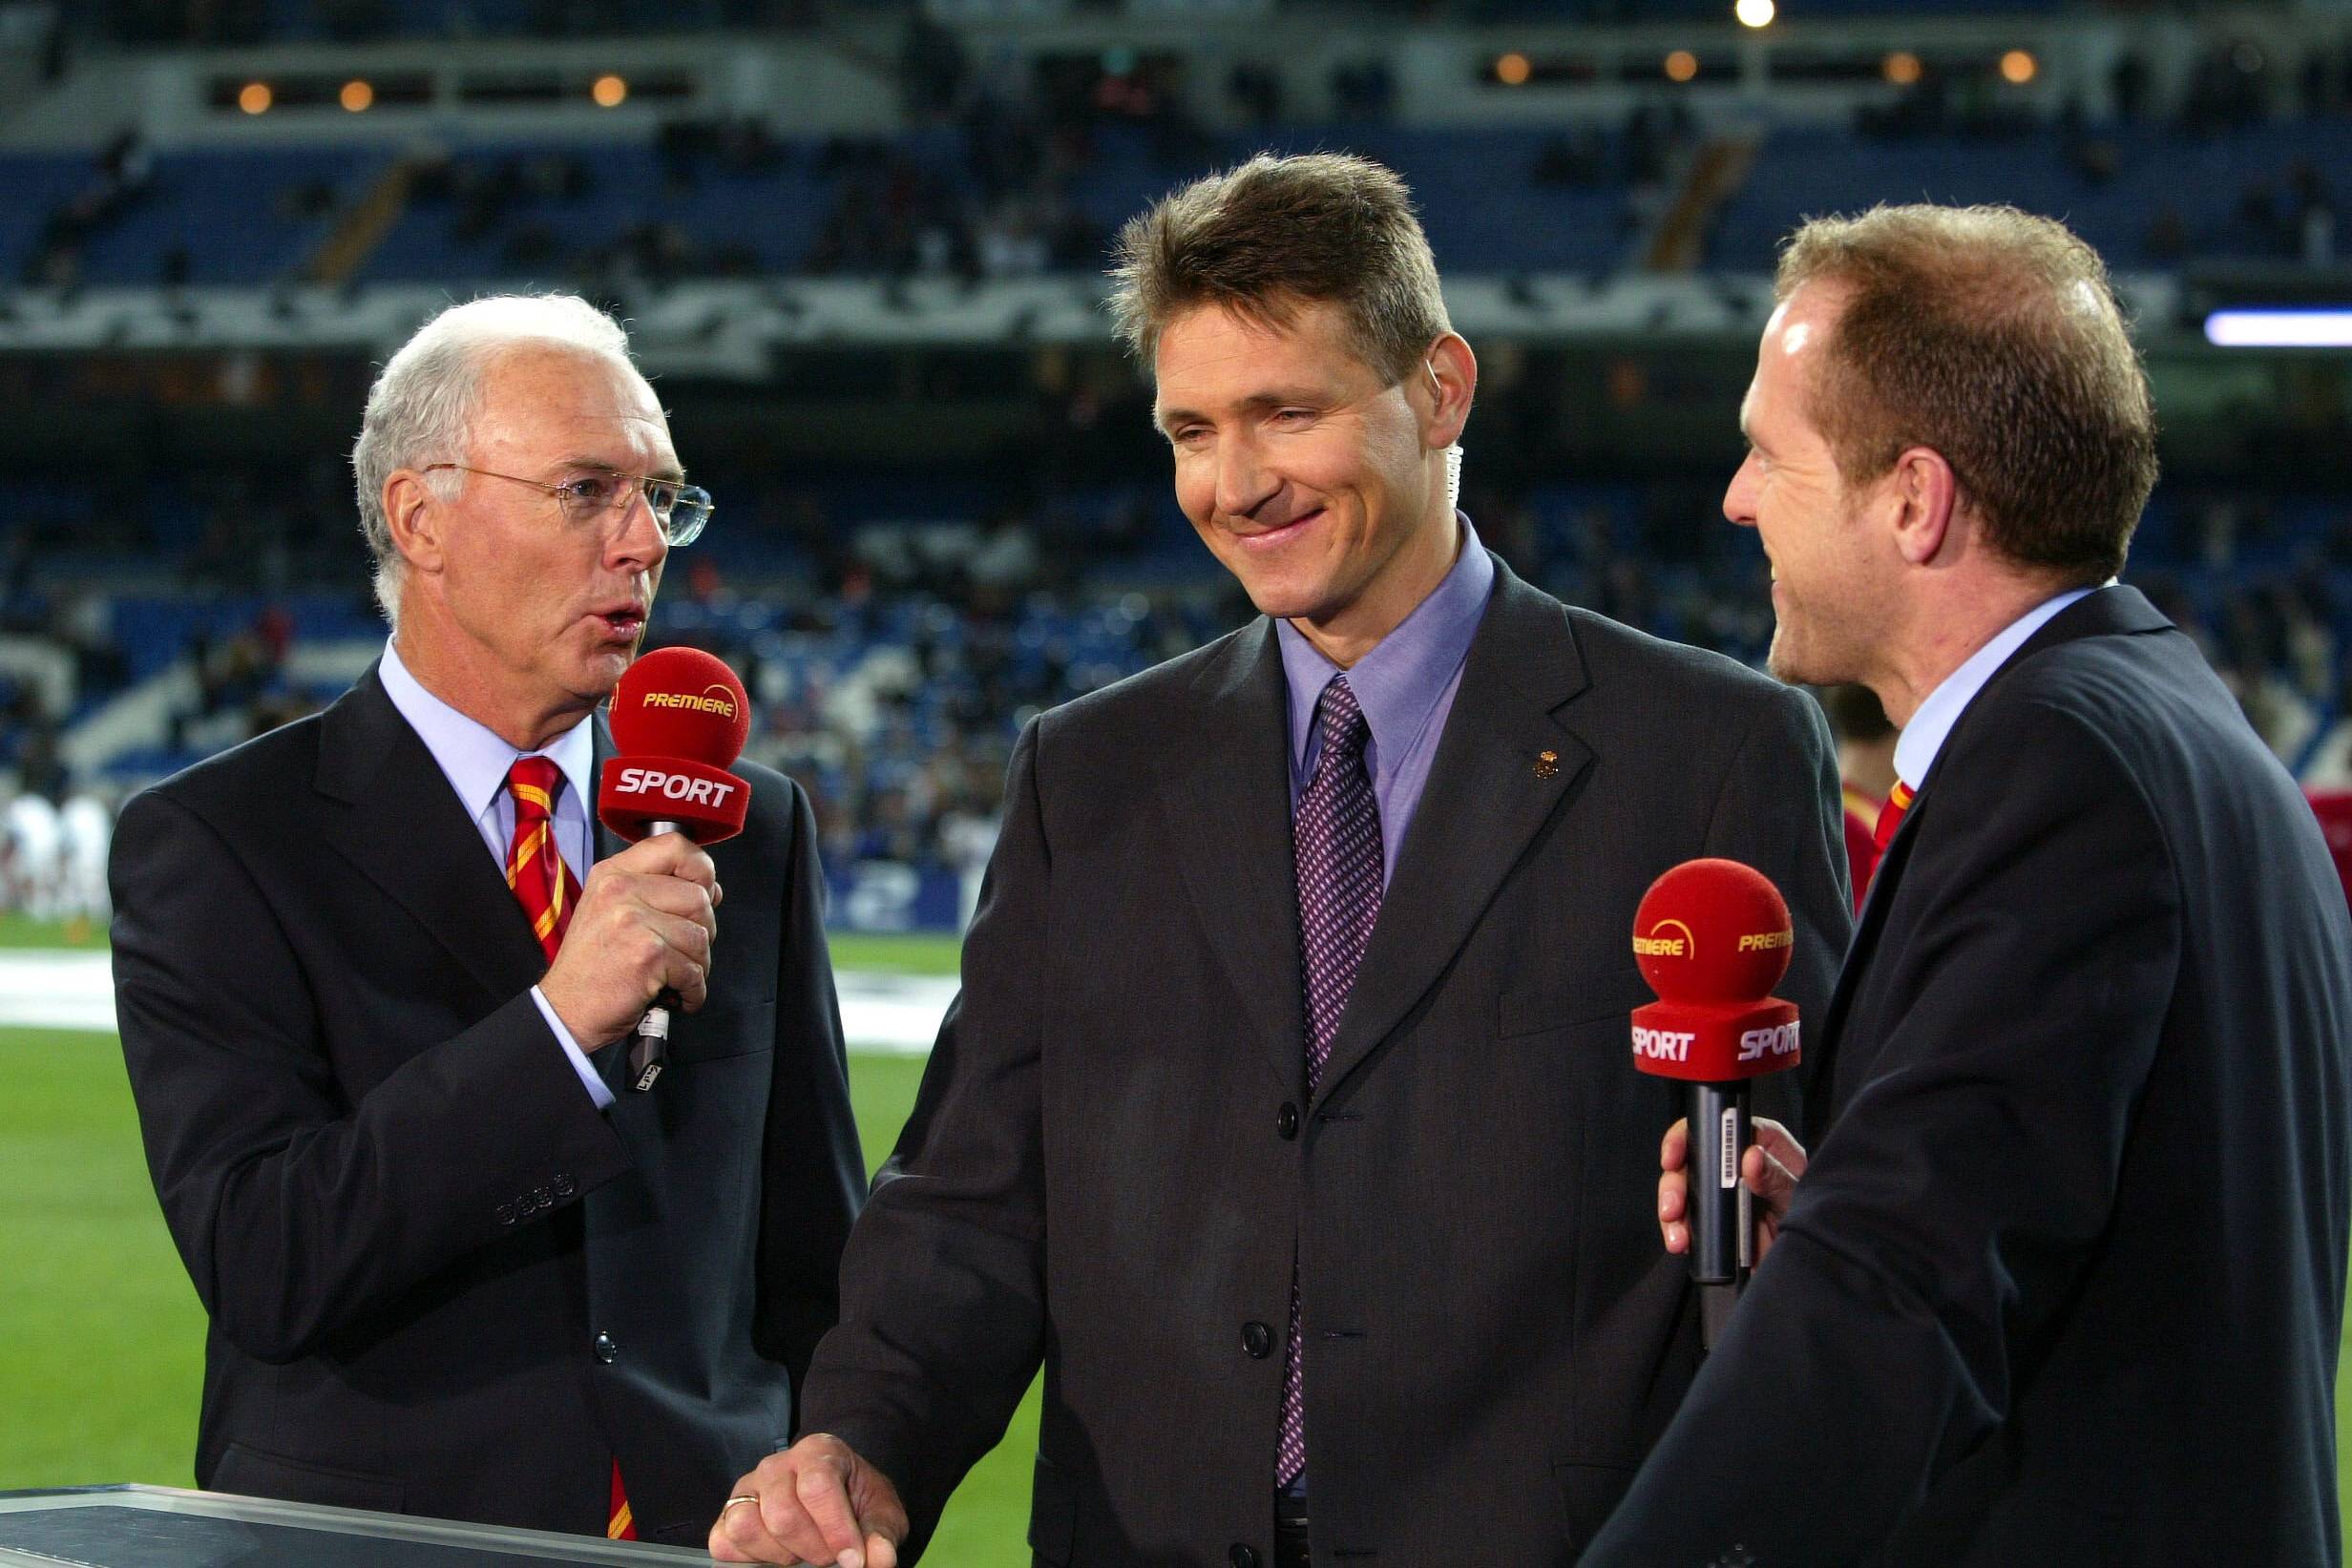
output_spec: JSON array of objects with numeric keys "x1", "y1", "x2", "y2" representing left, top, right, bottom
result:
[
  {"x1": 340, "y1": 79, "x2": 373, "y2": 113},
  {"x1": 594, "y1": 73, "x2": 628, "y2": 107},
  {"x1": 1665, "y1": 51, "x2": 1699, "y2": 83},
  {"x1": 238, "y1": 81, "x2": 271, "y2": 115},
  {"x1": 2203, "y1": 309, "x2": 2352, "y2": 349},
  {"x1": 2000, "y1": 50, "x2": 2036, "y2": 85},
  {"x1": 1734, "y1": 0, "x2": 1774, "y2": 28}
]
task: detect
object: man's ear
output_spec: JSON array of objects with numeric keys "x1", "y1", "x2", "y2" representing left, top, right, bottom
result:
[
  {"x1": 1420, "y1": 331, "x2": 1477, "y2": 451},
  {"x1": 1887, "y1": 446, "x2": 1960, "y2": 568},
  {"x1": 383, "y1": 470, "x2": 448, "y2": 578}
]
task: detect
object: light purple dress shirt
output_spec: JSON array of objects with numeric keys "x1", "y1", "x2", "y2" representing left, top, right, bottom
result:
[{"x1": 1276, "y1": 513, "x2": 1497, "y2": 886}]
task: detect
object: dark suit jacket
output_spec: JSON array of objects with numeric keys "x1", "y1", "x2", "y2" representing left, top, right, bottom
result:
[
  {"x1": 797, "y1": 558, "x2": 1852, "y2": 1565},
  {"x1": 110, "y1": 665, "x2": 866, "y2": 1545},
  {"x1": 1586, "y1": 586, "x2": 2352, "y2": 1566}
]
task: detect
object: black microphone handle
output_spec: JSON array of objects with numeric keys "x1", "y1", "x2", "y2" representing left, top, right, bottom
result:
[
  {"x1": 1688, "y1": 1079, "x2": 1754, "y2": 1349},
  {"x1": 626, "y1": 819, "x2": 682, "y2": 1092}
]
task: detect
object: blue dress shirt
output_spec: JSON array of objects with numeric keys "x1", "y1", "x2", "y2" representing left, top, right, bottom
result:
[
  {"x1": 378, "y1": 639, "x2": 615, "y2": 1110},
  {"x1": 1276, "y1": 512, "x2": 1498, "y2": 887}
]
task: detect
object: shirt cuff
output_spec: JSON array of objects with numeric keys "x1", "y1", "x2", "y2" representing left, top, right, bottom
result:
[{"x1": 532, "y1": 985, "x2": 617, "y2": 1111}]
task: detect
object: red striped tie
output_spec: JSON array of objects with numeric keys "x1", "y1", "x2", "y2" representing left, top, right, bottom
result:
[
  {"x1": 504, "y1": 758, "x2": 581, "y2": 961},
  {"x1": 499, "y1": 759, "x2": 634, "y2": 1541},
  {"x1": 1872, "y1": 778, "x2": 1916, "y2": 856}
]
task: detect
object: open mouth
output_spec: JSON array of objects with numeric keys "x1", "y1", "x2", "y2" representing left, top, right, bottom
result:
[{"x1": 592, "y1": 607, "x2": 646, "y2": 640}]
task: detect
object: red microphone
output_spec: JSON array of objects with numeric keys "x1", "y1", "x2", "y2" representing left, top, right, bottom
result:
[
  {"x1": 1630, "y1": 858, "x2": 1803, "y2": 1347},
  {"x1": 598, "y1": 646, "x2": 753, "y2": 1091}
]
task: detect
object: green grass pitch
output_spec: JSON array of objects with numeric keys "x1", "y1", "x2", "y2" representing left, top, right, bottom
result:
[{"x1": 4, "y1": 923, "x2": 2349, "y2": 1559}]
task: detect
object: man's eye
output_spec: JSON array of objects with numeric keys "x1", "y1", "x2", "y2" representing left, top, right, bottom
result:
[{"x1": 558, "y1": 474, "x2": 621, "y2": 508}]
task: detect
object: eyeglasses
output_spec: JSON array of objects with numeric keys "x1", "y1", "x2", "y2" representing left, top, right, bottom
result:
[{"x1": 423, "y1": 463, "x2": 713, "y2": 547}]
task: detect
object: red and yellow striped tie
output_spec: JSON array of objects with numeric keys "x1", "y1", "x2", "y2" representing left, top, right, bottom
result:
[
  {"x1": 503, "y1": 757, "x2": 581, "y2": 962},
  {"x1": 1872, "y1": 777, "x2": 1916, "y2": 855},
  {"x1": 499, "y1": 758, "x2": 634, "y2": 1540}
]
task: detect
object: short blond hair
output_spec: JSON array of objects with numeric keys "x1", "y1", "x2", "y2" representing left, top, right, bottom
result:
[{"x1": 1777, "y1": 203, "x2": 2157, "y2": 583}]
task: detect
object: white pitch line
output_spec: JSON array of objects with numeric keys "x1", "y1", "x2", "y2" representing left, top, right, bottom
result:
[{"x1": 0, "y1": 950, "x2": 950, "y2": 1056}]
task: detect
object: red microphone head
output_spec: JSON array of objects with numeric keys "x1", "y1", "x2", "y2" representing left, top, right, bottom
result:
[
  {"x1": 1630, "y1": 858, "x2": 1801, "y2": 1084},
  {"x1": 1632, "y1": 858, "x2": 1795, "y2": 1005},
  {"x1": 609, "y1": 645, "x2": 751, "y2": 766},
  {"x1": 598, "y1": 647, "x2": 753, "y2": 845}
]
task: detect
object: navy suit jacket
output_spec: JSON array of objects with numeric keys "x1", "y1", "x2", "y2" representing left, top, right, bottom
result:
[
  {"x1": 1586, "y1": 586, "x2": 2352, "y2": 1566},
  {"x1": 111, "y1": 665, "x2": 865, "y2": 1544}
]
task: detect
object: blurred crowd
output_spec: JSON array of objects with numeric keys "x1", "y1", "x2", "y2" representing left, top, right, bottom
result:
[{"x1": 10, "y1": 466, "x2": 2352, "y2": 928}]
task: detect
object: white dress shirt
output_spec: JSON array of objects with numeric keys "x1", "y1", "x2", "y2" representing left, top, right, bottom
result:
[
  {"x1": 1892, "y1": 584, "x2": 2106, "y2": 791},
  {"x1": 378, "y1": 639, "x2": 616, "y2": 1110}
]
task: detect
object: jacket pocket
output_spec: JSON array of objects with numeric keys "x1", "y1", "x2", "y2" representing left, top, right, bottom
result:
[
  {"x1": 1554, "y1": 1460, "x2": 1637, "y2": 1551},
  {"x1": 213, "y1": 1440, "x2": 406, "y2": 1516},
  {"x1": 1026, "y1": 1451, "x2": 1078, "y2": 1566},
  {"x1": 665, "y1": 995, "x2": 776, "y2": 1064},
  {"x1": 1500, "y1": 973, "x2": 1646, "y2": 1038}
]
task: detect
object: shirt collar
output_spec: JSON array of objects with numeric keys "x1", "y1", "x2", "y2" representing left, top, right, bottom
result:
[
  {"x1": 1276, "y1": 512, "x2": 1495, "y2": 779},
  {"x1": 378, "y1": 638, "x2": 598, "y2": 825},
  {"x1": 1892, "y1": 582, "x2": 2106, "y2": 790}
]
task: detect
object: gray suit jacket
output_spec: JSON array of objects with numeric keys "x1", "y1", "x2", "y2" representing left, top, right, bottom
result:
[{"x1": 800, "y1": 557, "x2": 1851, "y2": 1565}]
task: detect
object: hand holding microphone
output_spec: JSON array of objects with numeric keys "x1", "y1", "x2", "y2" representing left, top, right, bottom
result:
[
  {"x1": 1628, "y1": 857, "x2": 1806, "y2": 1348},
  {"x1": 1659, "y1": 1115, "x2": 1805, "y2": 1264},
  {"x1": 545, "y1": 646, "x2": 755, "y2": 1092},
  {"x1": 539, "y1": 832, "x2": 723, "y2": 1046}
]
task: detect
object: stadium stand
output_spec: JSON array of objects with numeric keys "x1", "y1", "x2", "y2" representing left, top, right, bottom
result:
[{"x1": 0, "y1": 0, "x2": 2347, "y2": 928}]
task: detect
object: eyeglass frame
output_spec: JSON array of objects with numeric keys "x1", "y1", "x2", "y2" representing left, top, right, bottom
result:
[{"x1": 420, "y1": 462, "x2": 714, "y2": 547}]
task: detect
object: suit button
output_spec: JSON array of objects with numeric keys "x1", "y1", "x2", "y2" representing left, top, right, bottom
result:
[
  {"x1": 593, "y1": 1331, "x2": 618, "y2": 1364},
  {"x1": 494, "y1": 1202, "x2": 517, "y2": 1226},
  {"x1": 552, "y1": 1174, "x2": 577, "y2": 1199},
  {"x1": 1242, "y1": 1321, "x2": 1272, "y2": 1359},
  {"x1": 1276, "y1": 1102, "x2": 1299, "y2": 1140},
  {"x1": 1230, "y1": 1547, "x2": 1257, "y2": 1568},
  {"x1": 530, "y1": 1185, "x2": 553, "y2": 1208}
]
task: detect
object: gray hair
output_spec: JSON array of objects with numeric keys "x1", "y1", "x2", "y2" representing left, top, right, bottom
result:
[{"x1": 351, "y1": 294, "x2": 637, "y2": 624}]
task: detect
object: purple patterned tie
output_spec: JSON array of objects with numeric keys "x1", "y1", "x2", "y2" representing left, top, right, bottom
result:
[{"x1": 1278, "y1": 674, "x2": 1384, "y2": 1489}]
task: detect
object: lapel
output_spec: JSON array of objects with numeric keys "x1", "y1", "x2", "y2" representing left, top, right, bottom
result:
[
  {"x1": 591, "y1": 714, "x2": 626, "y2": 865},
  {"x1": 1313, "y1": 558, "x2": 1595, "y2": 1105},
  {"x1": 1816, "y1": 583, "x2": 2175, "y2": 1109},
  {"x1": 1154, "y1": 621, "x2": 1310, "y2": 1095},
  {"x1": 313, "y1": 663, "x2": 554, "y2": 1007}
]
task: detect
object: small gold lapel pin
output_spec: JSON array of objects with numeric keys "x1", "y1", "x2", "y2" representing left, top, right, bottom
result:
[{"x1": 1534, "y1": 749, "x2": 1559, "y2": 780}]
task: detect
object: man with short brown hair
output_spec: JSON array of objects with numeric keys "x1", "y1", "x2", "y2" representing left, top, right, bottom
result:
[
  {"x1": 1591, "y1": 204, "x2": 2352, "y2": 1564},
  {"x1": 714, "y1": 153, "x2": 1850, "y2": 1568}
]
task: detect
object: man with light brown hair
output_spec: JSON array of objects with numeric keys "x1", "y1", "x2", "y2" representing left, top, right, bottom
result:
[
  {"x1": 714, "y1": 152, "x2": 1849, "y2": 1567},
  {"x1": 1590, "y1": 203, "x2": 2352, "y2": 1564}
]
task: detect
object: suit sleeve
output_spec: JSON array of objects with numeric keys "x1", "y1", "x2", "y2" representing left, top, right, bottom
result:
[
  {"x1": 795, "y1": 719, "x2": 1052, "y2": 1557},
  {"x1": 757, "y1": 777, "x2": 868, "y2": 1394},
  {"x1": 1583, "y1": 700, "x2": 2179, "y2": 1566},
  {"x1": 109, "y1": 786, "x2": 631, "y2": 1366},
  {"x1": 1702, "y1": 680, "x2": 1853, "y2": 1139}
]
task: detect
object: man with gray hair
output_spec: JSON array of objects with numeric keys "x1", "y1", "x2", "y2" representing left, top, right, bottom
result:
[{"x1": 111, "y1": 294, "x2": 865, "y2": 1544}]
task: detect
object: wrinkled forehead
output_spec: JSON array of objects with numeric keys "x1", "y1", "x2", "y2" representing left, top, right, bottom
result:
[{"x1": 478, "y1": 345, "x2": 677, "y2": 465}]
